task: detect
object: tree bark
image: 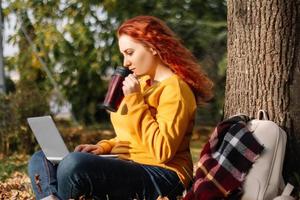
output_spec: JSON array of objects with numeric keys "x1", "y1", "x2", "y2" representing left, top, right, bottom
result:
[{"x1": 225, "y1": 0, "x2": 300, "y2": 188}]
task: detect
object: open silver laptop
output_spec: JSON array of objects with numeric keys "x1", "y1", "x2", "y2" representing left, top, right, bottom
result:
[{"x1": 27, "y1": 116, "x2": 117, "y2": 164}]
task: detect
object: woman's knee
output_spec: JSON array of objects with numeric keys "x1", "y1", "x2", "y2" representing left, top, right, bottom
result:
[
  {"x1": 57, "y1": 152, "x2": 87, "y2": 178},
  {"x1": 29, "y1": 150, "x2": 46, "y2": 162},
  {"x1": 56, "y1": 152, "x2": 91, "y2": 198},
  {"x1": 28, "y1": 151, "x2": 46, "y2": 170}
]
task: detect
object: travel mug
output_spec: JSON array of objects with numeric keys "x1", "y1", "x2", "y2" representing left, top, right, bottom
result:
[{"x1": 101, "y1": 66, "x2": 132, "y2": 112}]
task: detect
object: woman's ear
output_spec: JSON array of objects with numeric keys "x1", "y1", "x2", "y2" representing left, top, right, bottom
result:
[{"x1": 150, "y1": 48, "x2": 157, "y2": 55}]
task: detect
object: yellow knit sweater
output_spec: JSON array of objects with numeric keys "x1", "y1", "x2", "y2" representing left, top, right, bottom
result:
[{"x1": 97, "y1": 74, "x2": 196, "y2": 188}]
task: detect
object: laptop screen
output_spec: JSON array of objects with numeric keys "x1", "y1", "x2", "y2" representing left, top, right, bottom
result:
[{"x1": 27, "y1": 116, "x2": 70, "y2": 163}]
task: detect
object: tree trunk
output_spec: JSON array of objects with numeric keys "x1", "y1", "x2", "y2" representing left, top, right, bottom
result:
[{"x1": 225, "y1": 0, "x2": 300, "y2": 188}]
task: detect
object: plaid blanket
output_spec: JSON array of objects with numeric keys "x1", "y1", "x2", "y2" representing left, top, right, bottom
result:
[{"x1": 184, "y1": 115, "x2": 264, "y2": 200}]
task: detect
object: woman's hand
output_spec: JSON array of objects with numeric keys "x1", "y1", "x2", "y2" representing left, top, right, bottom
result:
[
  {"x1": 74, "y1": 144, "x2": 104, "y2": 155},
  {"x1": 122, "y1": 74, "x2": 141, "y2": 96}
]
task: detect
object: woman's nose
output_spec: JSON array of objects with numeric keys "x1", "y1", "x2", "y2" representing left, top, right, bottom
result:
[{"x1": 123, "y1": 58, "x2": 131, "y2": 67}]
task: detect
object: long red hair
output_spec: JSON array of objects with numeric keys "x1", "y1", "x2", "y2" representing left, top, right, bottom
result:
[{"x1": 117, "y1": 16, "x2": 214, "y2": 103}]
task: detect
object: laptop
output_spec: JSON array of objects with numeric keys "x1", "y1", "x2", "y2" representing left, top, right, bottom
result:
[{"x1": 27, "y1": 116, "x2": 118, "y2": 164}]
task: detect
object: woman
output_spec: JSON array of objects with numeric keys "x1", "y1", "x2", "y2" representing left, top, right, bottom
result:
[{"x1": 28, "y1": 15, "x2": 213, "y2": 200}]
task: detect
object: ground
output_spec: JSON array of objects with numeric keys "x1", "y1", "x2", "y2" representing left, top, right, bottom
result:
[{"x1": 0, "y1": 171, "x2": 33, "y2": 200}]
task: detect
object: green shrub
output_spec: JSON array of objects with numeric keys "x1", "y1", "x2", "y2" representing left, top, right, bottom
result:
[
  {"x1": 0, "y1": 80, "x2": 50, "y2": 155},
  {"x1": 0, "y1": 154, "x2": 29, "y2": 181},
  {"x1": 0, "y1": 94, "x2": 17, "y2": 155},
  {"x1": 11, "y1": 80, "x2": 50, "y2": 154}
]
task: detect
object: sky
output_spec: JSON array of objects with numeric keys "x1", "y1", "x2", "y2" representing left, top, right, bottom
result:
[
  {"x1": 3, "y1": 13, "x2": 18, "y2": 57},
  {"x1": 2, "y1": 13, "x2": 19, "y2": 82}
]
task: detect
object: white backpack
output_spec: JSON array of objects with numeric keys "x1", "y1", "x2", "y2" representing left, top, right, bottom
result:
[{"x1": 242, "y1": 110, "x2": 294, "y2": 200}]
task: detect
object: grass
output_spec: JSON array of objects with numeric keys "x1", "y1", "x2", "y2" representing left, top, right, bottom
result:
[
  {"x1": 190, "y1": 139, "x2": 207, "y2": 164},
  {"x1": 0, "y1": 154, "x2": 29, "y2": 182},
  {"x1": 190, "y1": 126, "x2": 212, "y2": 164}
]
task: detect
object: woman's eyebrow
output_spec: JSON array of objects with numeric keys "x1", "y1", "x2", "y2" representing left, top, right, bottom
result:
[{"x1": 124, "y1": 48, "x2": 133, "y2": 53}]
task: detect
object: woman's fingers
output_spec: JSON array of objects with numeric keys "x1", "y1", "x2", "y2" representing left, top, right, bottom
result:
[
  {"x1": 81, "y1": 145, "x2": 97, "y2": 153},
  {"x1": 74, "y1": 144, "x2": 95, "y2": 153},
  {"x1": 74, "y1": 144, "x2": 86, "y2": 152},
  {"x1": 91, "y1": 146, "x2": 104, "y2": 155},
  {"x1": 122, "y1": 74, "x2": 141, "y2": 95},
  {"x1": 127, "y1": 74, "x2": 139, "y2": 83},
  {"x1": 74, "y1": 144, "x2": 104, "y2": 155}
]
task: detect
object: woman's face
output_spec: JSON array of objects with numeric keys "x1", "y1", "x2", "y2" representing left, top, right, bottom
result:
[{"x1": 118, "y1": 34, "x2": 157, "y2": 76}]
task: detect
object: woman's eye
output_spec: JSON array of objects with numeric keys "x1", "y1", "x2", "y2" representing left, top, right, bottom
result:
[{"x1": 126, "y1": 51, "x2": 133, "y2": 56}]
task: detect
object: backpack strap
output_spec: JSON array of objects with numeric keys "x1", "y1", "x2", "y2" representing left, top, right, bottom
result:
[
  {"x1": 257, "y1": 109, "x2": 269, "y2": 120},
  {"x1": 282, "y1": 183, "x2": 294, "y2": 196},
  {"x1": 273, "y1": 183, "x2": 295, "y2": 200}
]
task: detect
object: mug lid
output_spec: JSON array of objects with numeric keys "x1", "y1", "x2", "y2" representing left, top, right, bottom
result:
[{"x1": 114, "y1": 66, "x2": 132, "y2": 76}]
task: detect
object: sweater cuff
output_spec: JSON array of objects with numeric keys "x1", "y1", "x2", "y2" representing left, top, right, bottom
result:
[
  {"x1": 123, "y1": 92, "x2": 145, "y2": 111},
  {"x1": 96, "y1": 140, "x2": 114, "y2": 154}
]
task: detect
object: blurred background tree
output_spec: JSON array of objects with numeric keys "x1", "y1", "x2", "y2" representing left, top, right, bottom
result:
[{"x1": 2, "y1": 0, "x2": 226, "y2": 125}]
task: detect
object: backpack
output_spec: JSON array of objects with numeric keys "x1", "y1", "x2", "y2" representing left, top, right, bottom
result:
[{"x1": 241, "y1": 110, "x2": 291, "y2": 200}]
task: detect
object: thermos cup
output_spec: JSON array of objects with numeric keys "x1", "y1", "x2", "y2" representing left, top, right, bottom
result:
[{"x1": 101, "y1": 66, "x2": 132, "y2": 112}]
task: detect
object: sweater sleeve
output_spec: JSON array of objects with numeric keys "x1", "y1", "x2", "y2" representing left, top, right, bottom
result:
[
  {"x1": 123, "y1": 85, "x2": 192, "y2": 163},
  {"x1": 96, "y1": 137, "x2": 117, "y2": 154}
]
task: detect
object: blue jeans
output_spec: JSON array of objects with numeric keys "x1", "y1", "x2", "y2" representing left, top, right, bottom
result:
[{"x1": 28, "y1": 151, "x2": 184, "y2": 200}]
